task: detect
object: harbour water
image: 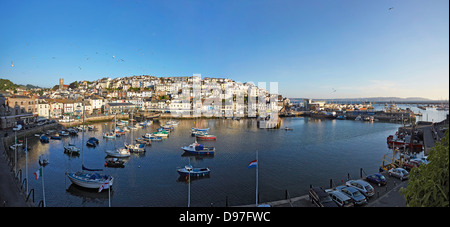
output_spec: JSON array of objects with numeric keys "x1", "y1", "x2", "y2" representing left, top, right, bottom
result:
[{"x1": 14, "y1": 105, "x2": 448, "y2": 207}]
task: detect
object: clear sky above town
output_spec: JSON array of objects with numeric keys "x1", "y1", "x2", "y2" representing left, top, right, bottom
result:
[{"x1": 0, "y1": 0, "x2": 448, "y2": 100}]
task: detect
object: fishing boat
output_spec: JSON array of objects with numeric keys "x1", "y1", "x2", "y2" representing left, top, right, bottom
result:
[
  {"x1": 39, "y1": 155, "x2": 49, "y2": 166},
  {"x1": 115, "y1": 127, "x2": 125, "y2": 135},
  {"x1": 67, "y1": 128, "x2": 78, "y2": 136},
  {"x1": 139, "y1": 120, "x2": 152, "y2": 127},
  {"x1": 387, "y1": 135, "x2": 423, "y2": 149},
  {"x1": 67, "y1": 169, "x2": 113, "y2": 189},
  {"x1": 160, "y1": 125, "x2": 174, "y2": 131},
  {"x1": 153, "y1": 130, "x2": 169, "y2": 137},
  {"x1": 59, "y1": 130, "x2": 70, "y2": 136},
  {"x1": 40, "y1": 135, "x2": 49, "y2": 143},
  {"x1": 105, "y1": 148, "x2": 130, "y2": 158},
  {"x1": 181, "y1": 142, "x2": 215, "y2": 155},
  {"x1": 103, "y1": 132, "x2": 116, "y2": 139},
  {"x1": 177, "y1": 164, "x2": 210, "y2": 177},
  {"x1": 192, "y1": 127, "x2": 209, "y2": 132},
  {"x1": 86, "y1": 137, "x2": 99, "y2": 147},
  {"x1": 191, "y1": 130, "x2": 202, "y2": 136},
  {"x1": 50, "y1": 134, "x2": 61, "y2": 140},
  {"x1": 196, "y1": 133, "x2": 217, "y2": 140},
  {"x1": 77, "y1": 126, "x2": 86, "y2": 132},
  {"x1": 142, "y1": 133, "x2": 163, "y2": 141},
  {"x1": 165, "y1": 120, "x2": 179, "y2": 126},
  {"x1": 124, "y1": 142, "x2": 145, "y2": 152},
  {"x1": 64, "y1": 143, "x2": 80, "y2": 154},
  {"x1": 104, "y1": 158, "x2": 125, "y2": 168},
  {"x1": 136, "y1": 137, "x2": 152, "y2": 145},
  {"x1": 128, "y1": 125, "x2": 138, "y2": 130}
]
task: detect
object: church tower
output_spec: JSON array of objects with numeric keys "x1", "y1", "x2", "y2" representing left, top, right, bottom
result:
[{"x1": 59, "y1": 78, "x2": 64, "y2": 90}]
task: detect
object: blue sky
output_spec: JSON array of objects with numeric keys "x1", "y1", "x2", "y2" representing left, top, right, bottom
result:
[{"x1": 1, "y1": 0, "x2": 448, "y2": 99}]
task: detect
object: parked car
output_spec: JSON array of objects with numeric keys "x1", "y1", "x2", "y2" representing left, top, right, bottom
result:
[
  {"x1": 366, "y1": 173, "x2": 387, "y2": 186},
  {"x1": 336, "y1": 185, "x2": 367, "y2": 206},
  {"x1": 388, "y1": 168, "x2": 409, "y2": 181},
  {"x1": 346, "y1": 180, "x2": 375, "y2": 198},
  {"x1": 403, "y1": 160, "x2": 422, "y2": 171},
  {"x1": 13, "y1": 124, "x2": 22, "y2": 131},
  {"x1": 326, "y1": 190, "x2": 354, "y2": 207},
  {"x1": 309, "y1": 186, "x2": 338, "y2": 207}
]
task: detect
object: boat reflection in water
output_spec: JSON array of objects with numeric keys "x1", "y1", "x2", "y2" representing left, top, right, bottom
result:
[
  {"x1": 66, "y1": 184, "x2": 113, "y2": 204},
  {"x1": 176, "y1": 174, "x2": 211, "y2": 183}
]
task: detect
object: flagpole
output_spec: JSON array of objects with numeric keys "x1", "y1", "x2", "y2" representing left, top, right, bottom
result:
[
  {"x1": 108, "y1": 184, "x2": 111, "y2": 207},
  {"x1": 188, "y1": 170, "x2": 191, "y2": 207},
  {"x1": 256, "y1": 150, "x2": 258, "y2": 207},
  {"x1": 42, "y1": 166, "x2": 46, "y2": 207},
  {"x1": 14, "y1": 130, "x2": 17, "y2": 176},
  {"x1": 25, "y1": 138, "x2": 28, "y2": 193}
]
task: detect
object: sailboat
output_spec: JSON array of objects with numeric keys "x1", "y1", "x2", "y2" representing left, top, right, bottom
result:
[
  {"x1": 103, "y1": 115, "x2": 117, "y2": 139},
  {"x1": 67, "y1": 101, "x2": 113, "y2": 189},
  {"x1": 125, "y1": 110, "x2": 146, "y2": 153},
  {"x1": 105, "y1": 115, "x2": 131, "y2": 158},
  {"x1": 64, "y1": 115, "x2": 81, "y2": 155},
  {"x1": 105, "y1": 147, "x2": 130, "y2": 158}
]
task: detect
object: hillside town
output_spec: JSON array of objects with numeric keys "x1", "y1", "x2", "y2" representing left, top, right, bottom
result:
[{"x1": 0, "y1": 75, "x2": 289, "y2": 130}]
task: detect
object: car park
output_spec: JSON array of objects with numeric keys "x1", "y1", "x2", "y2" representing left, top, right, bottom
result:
[
  {"x1": 365, "y1": 173, "x2": 387, "y2": 186},
  {"x1": 309, "y1": 186, "x2": 338, "y2": 207},
  {"x1": 346, "y1": 179, "x2": 375, "y2": 198},
  {"x1": 388, "y1": 168, "x2": 409, "y2": 181},
  {"x1": 336, "y1": 185, "x2": 367, "y2": 206},
  {"x1": 326, "y1": 190, "x2": 354, "y2": 207}
]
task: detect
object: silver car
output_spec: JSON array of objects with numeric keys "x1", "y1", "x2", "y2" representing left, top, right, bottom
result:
[
  {"x1": 346, "y1": 180, "x2": 375, "y2": 198},
  {"x1": 326, "y1": 190, "x2": 354, "y2": 207},
  {"x1": 388, "y1": 168, "x2": 409, "y2": 181},
  {"x1": 336, "y1": 185, "x2": 367, "y2": 206}
]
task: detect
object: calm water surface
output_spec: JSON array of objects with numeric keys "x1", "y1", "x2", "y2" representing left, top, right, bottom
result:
[{"x1": 16, "y1": 106, "x2": 448, "y2": 207}]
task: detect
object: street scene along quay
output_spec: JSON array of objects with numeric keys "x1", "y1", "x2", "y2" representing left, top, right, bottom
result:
[{"x1": 1, "y1": 0, "x2": 449, "y2": 211}]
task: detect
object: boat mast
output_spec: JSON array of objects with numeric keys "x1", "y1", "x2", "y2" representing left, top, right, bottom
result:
[
  {"x1": 188, "y1": 157, "x2": 191, "y2": 207},
  {"x1": 81, "y1": 99, "x2": 85, "y2": 170},
  {"x1": 256, "y1": 150, "x2": 258, "y2": 207}
]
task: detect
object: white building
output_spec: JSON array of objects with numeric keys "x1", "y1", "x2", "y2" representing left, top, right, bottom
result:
[
  {"x1": 37, "y1": 99, "x2": 50, "y2": 117},
  {"x1": 90, "y1": 97, "x2": 104, "y2": 112}
]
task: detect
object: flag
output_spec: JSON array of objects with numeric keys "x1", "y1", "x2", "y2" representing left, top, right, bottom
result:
[
  {"x1": 98, "y1": 180, "x2": 110, "y2": 192},
  {"x1": 34, "y1": 167, "x2": 42, "y2": 180},
  {"x1": 248, "y1": 160, "x2": 257, "y2": 168}
]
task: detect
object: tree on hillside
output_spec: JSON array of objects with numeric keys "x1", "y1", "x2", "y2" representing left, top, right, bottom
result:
[
  {"x1": 401, "y1": 130, "x2": 449, "y2": 207},
  {"x1": 0, "y1": 78, "x2": 18, "y2": 91}
]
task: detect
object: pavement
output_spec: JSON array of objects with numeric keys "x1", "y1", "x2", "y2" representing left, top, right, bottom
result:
[
  {"x1": 366, "y1": 176, "x2": 408, "y2": 207},
  {"x1": 0, "y1": 130, "x2": 30, "y2": 207}
]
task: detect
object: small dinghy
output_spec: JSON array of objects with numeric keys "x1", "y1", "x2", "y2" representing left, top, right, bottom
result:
[
  {"x1": 105, "y1": 148, "x2": 130, "y2": 158},
  {"x1": 177, "y1": 164, "x2": 210, "y2": 177},
  {"x1": 181, "y1": 142, "x2": 215, "y2": 155}
]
